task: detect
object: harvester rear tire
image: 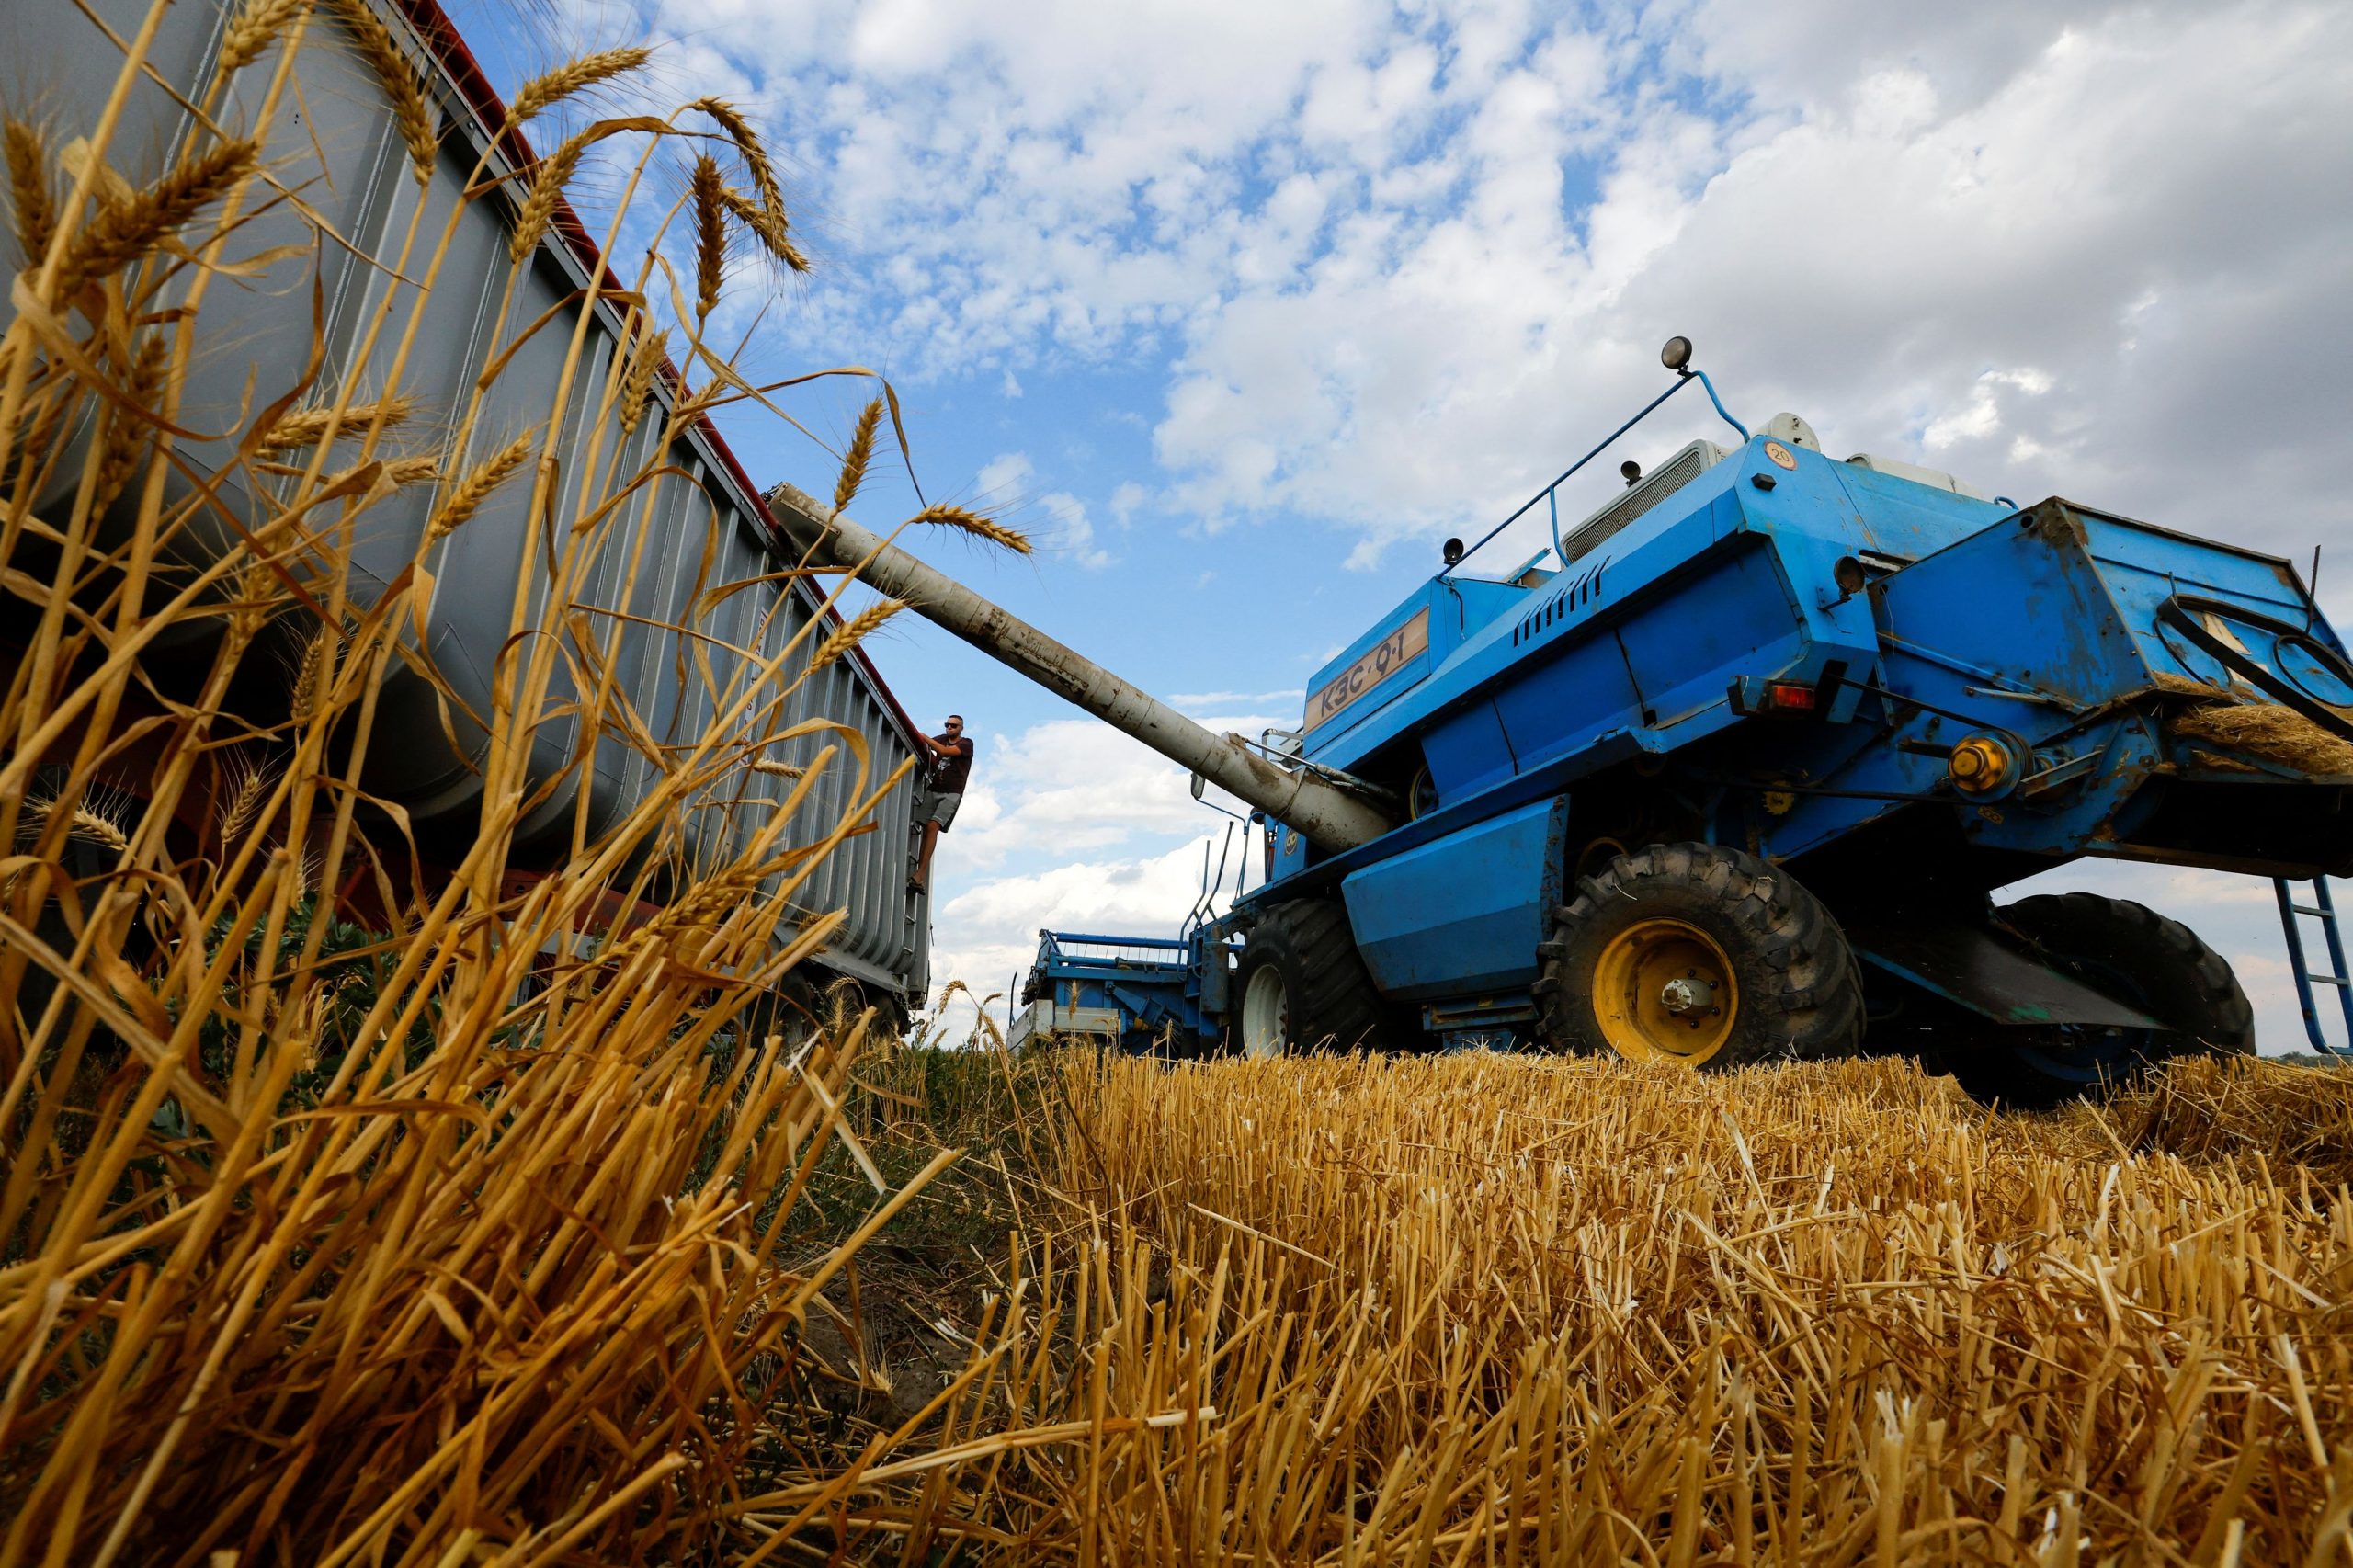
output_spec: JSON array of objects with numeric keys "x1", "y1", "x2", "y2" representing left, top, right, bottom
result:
[
  {"x1": 1533, "y1": 843, "x2": 1863, "y2": 1069},
  {"x1": 1232, "y1": 899, "x2": 1394, "y2": 1057},
  {"x1": 1946, "y1": 892, "x2": 2254, "y2": 1108}
]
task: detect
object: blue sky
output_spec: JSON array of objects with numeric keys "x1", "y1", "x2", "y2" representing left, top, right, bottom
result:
[{"x1": 449, "y1": 0, "x2": 2353, "y2": 1048}]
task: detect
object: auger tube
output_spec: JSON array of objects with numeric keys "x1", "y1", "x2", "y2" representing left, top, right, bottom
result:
[{"x1": 765, "y1": 483, "x2": 1397, "y2": 853}]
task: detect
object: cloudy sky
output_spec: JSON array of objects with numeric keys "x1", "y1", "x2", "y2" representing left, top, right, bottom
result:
[{"x1": 454, "y1": 0, "x2": 2353, "y2": 1049}]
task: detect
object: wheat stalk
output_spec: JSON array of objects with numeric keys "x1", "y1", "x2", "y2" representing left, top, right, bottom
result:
[
  {"x1": 690, "y1": 153, "x2": 726, "y2": 320},
  {"x1": 809, "y1": 600, "x2": 901, "y2": 671},
  {"x1": 326, "y1": 0, "x2": 434, "y2": 182},
  {"x1": 256, "y1": 393, "x2": 415, "y2": 451},
  {"x1": 5, "y1": 117, "x2": 54, "y2": 264},
  {"x1": 94, "y1": 329, "x2": 167, "y2": 508},
  {"x1": 833, "y1": 398, "x2": 881, "y2": 515},
  {"x1": 55, "y1": 136, "x2": 257, "y2": 296},
  {"x1": 506, "y1": 46, "x2": 649, "y2": 123},
  {"x1": 426, "y1": 433, "x2": 532, "y2": 540},
  {"x1": 220, "y1": 0, "x2": 311, "y2": 74},
  {"x1": 620, "y1": 324, "x2": 665, "y2": 434},
  {"x1": 912, "y1": 503, "x2": 1030, "y2": 554}
]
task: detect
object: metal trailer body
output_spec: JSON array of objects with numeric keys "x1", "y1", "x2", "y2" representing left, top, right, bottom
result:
[{"x1": 10, "y1": 0, "x2": 930, "y2": 1007}]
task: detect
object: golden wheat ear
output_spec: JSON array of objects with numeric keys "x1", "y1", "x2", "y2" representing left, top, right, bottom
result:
[
  {"x1": 426, "y1": 433, "x2": 533, "y2": 540},
  {"x1": 619, "y1": 324, "x2": 666, "y2": 434},
  {"x1": 809, "y1": 600, "x2": 901, "y2": 672},
  {"x1": 93, "y1": 330, "x2": 168, "y2": 509},
  {"x1": 213, "y1": 750, "x2": 271, "y2": 846},
  {"x1": 219, "y1": 0, "x2": 311, "y2": 75},
  {"x1": 324, "y1": 0, "x2": 434, "y2": 181},
  {"x1": 911, "y1": 503, "x2": 1030, "y2": 555},
  {"x1": 832, "y1": 399, "x2": 882, "y2": 516},
  {"x1": 690, "y1": 153, "x2": 727, "y2": 321},
  {"x1": 506, "y1": 46, "x2": 649, "y2": 124},
  {"x1": 4, "y1": 116, "x2": 57, "y2": 263},
  {"x1": 54, "y1": 136, "x2": 258, "y2": 298},
  {"x1": 256, "y1": 394, "x2": 417, "y2": 452}
]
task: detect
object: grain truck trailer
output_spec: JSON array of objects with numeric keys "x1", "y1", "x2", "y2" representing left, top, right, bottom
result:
[
  {"x1": 778, "y1": 340, "x2": 2353, "y2": 1099},
  {"x1": 4, "y1": 0, "x2": 932, "y2": 1014}
]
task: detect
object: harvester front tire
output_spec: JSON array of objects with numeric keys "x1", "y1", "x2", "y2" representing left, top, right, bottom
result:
[
  {"x1": 1233, "y1": 899, "x2": 1393, "y2": 1057},
  {"x1": 1948, "y1": 892, "x2": 2254, "y2": 1108},
  {"x1": 1533, "y1": 843, "x2": 1863, "y2": 1069}
]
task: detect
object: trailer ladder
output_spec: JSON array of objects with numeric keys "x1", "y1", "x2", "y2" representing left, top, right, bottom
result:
[{"x1": 2274, "y1": 876, "x2": 2353, "y2": 1055}]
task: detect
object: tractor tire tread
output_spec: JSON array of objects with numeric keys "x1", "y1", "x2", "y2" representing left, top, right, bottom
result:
[
  {"x1": 1538, "y1": 841, "x2": 1863, "y2": 1068},
  {"x1": 1234, "y1": 897, "x2": 1393, "y2": 1054},
  {"x1": 2002, "y1": 892, "x2": 2255, "y2": 1052}
]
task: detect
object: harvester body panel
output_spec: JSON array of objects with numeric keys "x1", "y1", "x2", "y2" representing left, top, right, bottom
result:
[{"x1": 1202, "y1": 430, "x2": 2353, "y2": 1047}]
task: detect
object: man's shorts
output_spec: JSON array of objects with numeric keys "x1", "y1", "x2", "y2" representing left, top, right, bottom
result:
[{"x1": 915, "y1": 789, "x2": 962, "y2": 831}]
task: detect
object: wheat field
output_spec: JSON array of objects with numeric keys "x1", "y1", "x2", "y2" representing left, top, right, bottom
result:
[{"x1": 937, "y1": 1051, "x2": 2348, "y2": 1565}]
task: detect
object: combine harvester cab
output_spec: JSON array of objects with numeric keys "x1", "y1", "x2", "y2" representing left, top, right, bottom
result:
[{"x1": 778, "y1": 340, "x2": 2353, "y2": 1100}]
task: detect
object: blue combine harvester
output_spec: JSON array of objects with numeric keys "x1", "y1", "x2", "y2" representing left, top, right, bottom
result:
[{"x1": 779, "y1": 339, "x2": 2353, "y2": 1101}]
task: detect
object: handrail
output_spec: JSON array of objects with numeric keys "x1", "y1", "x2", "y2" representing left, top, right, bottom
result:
[
  {"x1": 1045, "y1": 931, "x2": 1190, "y2": 952},
  {"x1": 1448, "y1": 368, "x2": 1750, "y2": 580}
]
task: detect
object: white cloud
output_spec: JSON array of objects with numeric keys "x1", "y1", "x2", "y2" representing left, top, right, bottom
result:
[
  {"x1": 1000, "y1": 368, "x2": 1024, "y2": 398},
  {"x1": 973, "y1": 450, "x2": 1032, "y2": 500},
  {"x1": 1169, "y1": 687, "x2": 1304, "y2": 710},
  {"x1": 969, "y1": 453, "x2": 1112, "y2": 567},
  {"x1": 948, "y1": 713, "x2": 1279, "y2": 869},
  {"x1": 1108, "y1": 481, "x2": 1146, "y2": 527},
  {"x1": 656, "y1": 0, "x2": 2347, "y2": 568}
]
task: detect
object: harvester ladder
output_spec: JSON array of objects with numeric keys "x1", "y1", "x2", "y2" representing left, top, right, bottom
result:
[{"x1": 2274, "y1": 877, "x2": 2353, "y2": 1055}]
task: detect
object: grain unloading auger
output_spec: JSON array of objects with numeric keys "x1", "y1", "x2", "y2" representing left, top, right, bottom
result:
[
  {"x1": 772, "y1": 338, "x2": 2353, "y2": 1102},
  {"x1": 763, "y1": 482, "x2": 1401, "y2": 852}
]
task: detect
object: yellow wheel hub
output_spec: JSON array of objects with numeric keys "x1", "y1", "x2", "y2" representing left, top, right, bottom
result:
[{"x1": 1592, "y1": 918, "x2": 1739, "y2": 1064}]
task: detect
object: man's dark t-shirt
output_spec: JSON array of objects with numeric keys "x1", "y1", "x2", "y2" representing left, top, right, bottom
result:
[{"x1": 929, "y1": 733, "x2": 974, "y2": 794}]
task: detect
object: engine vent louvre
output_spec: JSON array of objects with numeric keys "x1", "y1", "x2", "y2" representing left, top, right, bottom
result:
[{"x1": 1559, "y1": 439, "x2": 1726, "y2": 564}]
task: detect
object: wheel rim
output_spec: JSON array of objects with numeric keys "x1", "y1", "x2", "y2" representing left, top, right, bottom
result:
[
  {"x1": 1592, "y1": 918, "x2": 1738, "y2": 1064},
  {"x1": 1240, "y1": 964, "x2": 1290, "y2": 1059}
]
